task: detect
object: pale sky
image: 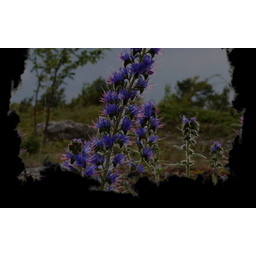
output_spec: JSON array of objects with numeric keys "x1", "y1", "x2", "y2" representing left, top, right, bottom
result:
[{"x1": 11, "y1": 48, "x2": 233, "y2": 107}]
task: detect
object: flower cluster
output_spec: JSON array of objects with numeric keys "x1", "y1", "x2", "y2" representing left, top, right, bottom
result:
[
  {"x1": 61, "y1": 48, "x2": 164, "y2": 192},
  {"x1": 124, "y1": 99, "x2": 165, "y2": 184}
]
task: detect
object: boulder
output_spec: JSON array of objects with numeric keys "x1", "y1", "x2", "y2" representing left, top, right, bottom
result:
[{"x1": 36, "y1": 119, "x2": 97, "y2": 142}]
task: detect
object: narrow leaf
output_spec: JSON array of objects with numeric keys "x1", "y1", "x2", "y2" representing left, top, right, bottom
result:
[
  {"x1": 191, "y1": 153, "x2": 207, "y2": 159},
  {"x1": 173, "y1": 145, "x2": 185, "y2": 151}
]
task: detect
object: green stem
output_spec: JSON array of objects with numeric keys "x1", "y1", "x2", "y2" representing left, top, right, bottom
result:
[
  {"x1": 99, "y1": 48, "x2": 147, "y2": 191},
  {"x1": 186, "y1": 139, "x2": 190, "y2": 178}
]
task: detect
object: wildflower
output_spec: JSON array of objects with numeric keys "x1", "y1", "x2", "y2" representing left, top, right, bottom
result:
[
  {"x1": 106, "y1": 171, "x2": 118, "y2": 185},
  {"x1": 135, "y1": 127, "x2": 147, "y2": 140},
  {"x1": 142, "y1": 55, "x2": 155, "y2": 75},
  {"x1": 128, "y1": 158, "x2": 137, "y2": 172},
  {"x1": 147, "y1": 135, "x2": 158, "y2": 146},
  {"x1": 107, "y1": 67, "x2": 129, "y2": 85},
  {"x1": 135, "y1": 137, "x2": 143, "y2": 149},
  {"x1": 142, "y1": 147, "x2": 153, "y2": 161},
  {"x1": 117, "y1": 49, "x2": 130, "y2": 61},
  {"x1": 125, "y1": 104, "x2": 140, "y2": 120},
  {"x1": 63, "y1": 160, "x2": 75, "y2": 171},
  {"x1": 136, "y1": 164, "x2": 144, "y2": 174},
  {"x1": 103, "y1": 103, "x2": 118, "y2": 116},
  {"x1": 91, "y1": 136, "x2": 104, "y2": 151},
  {"x1": 190, "y1": 117, "x2": 196, "y2": 123},
  {"x1": 182, "y1": 115, "x2": 189, "y2": 124},
  {"x1": 113, "y1": 153, "x2": 125, "y2": 167},
  {"x1": 64, "y1": 148, "x2": 73, "y2": 160},
  {"x1": 239, "y1": 116, "x2": 244, "y2": 124},
  {"x1": 82, "y1": 141, "x2": 91, "y2": 155},
  {"x1": 100, "y1": 90, "x2": 119, "y2": 104},
  {"x1": 114, "y1": 133, "x2": 129, "y2": 148},
  {"x1": 74, "y1": 152, "x2": 88, "y2": 168},
  {"x1": 94, "y1": 117, "x2": 111, "y2": 134},
  {"x1": 130, "y1": 62, "x2": 147, "y2": 76},
  {"x1": 90, "y1": 152, "x2": 100, "y2": 165},
  {"x1": 107, "y1": 186, "x2": 113, "y2": 192},
  {"x1": 122, "y1": 116, "x2": 133, "y2": 134},
  {"x1": 150, "y1": 117, "x2": 160, "y2": 131},
  {"x1": 83, "y1": 164, "x2": 96, "y2": 176},
  {"x1": 101, "y1": 135, "x2": 115, "y2": 149}
]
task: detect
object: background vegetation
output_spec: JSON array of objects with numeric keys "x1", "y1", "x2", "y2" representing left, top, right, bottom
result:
[{"x1": 12, "y1": 75, "x2": 244, "y2": 176}]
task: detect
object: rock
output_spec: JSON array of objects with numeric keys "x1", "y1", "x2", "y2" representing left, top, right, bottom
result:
[{"x1": 36, "y1": 120, "x2": 97, "y2": 142}]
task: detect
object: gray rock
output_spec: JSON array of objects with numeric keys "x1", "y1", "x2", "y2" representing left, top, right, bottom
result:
[{"x1": 36, "y1": 119, "x2": 97, "y2": 142}]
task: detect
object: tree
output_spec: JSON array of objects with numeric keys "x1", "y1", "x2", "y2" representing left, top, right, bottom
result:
[
  {"x1": 162, "y1": 83, "x2": 179, "y2": 105},
  {"x1": 38, "y1": 87, "x2": 66, "y2": 109},
  {"x1": 206, "y1": 86, "x2": 231, "y2": 111},
  {"x1": 30, "y1": 48, "x2": 111, "y2": 146},
  {"x1": 29, "y1": 49, "x2": 49, "y2": 135},
  {"x1": 19, "y1": 95, "x2": 34, "y2": 113}
]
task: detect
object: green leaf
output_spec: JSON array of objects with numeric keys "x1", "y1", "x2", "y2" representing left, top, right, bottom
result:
[
  {"x1": 191, "y1": 153, "x2": 207, "y2": 159},
  {"x1": 143, "y1": 159, "x2": 152, "y2": 174},
  {"x1": 156, "y1": 167, "x2": 166, "y2": 176},
  {"x1": 173, "y1": 145, "x2": 185, "y2": 151},
  {"x1": 176, "y1": 126, "x2": 182, "y2": 131},
  {"x1": 132, "y1": 150, "x2": 141, "y2": 155},
  {"x1": 230, "y1": 123, "x2": 242, "y2": 127}
]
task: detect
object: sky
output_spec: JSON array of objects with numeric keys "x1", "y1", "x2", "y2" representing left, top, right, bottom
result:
[{"x1": 11, "y1": 48, "x2": 233, "y2": 107}]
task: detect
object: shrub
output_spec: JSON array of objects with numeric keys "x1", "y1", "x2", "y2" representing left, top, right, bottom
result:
[{"x1": 21, "y1": 132, "x2": 41, "y2": 155}]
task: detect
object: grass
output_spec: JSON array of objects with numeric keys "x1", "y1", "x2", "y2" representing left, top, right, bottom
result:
[{"x1": 13, "y1": 102, "x2": 241, "y2": 172}]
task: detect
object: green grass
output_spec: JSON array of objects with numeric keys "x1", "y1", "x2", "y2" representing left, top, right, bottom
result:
[{"x1": 12, "y1": 102, "x2": 242, "y2": 169}]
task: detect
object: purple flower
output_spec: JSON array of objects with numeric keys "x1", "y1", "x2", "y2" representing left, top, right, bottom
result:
[
  {"x1": 74, "y1": 152, "x2": 88, "y2": 168},
  {"x1": 103, "y1": 103, "x2": 118, "y2": 116},
  {"x1": 64, "y1": 148, "x2": 73, "y2": 160},
  {"x1": 92, "y1": 136, "x2": 104, "y2": 151},
  {"x1": 101, "y1": 135, "x2": 115, "y2": 149},
  {"x1": 113, "y1": 153, "x2": 125, "y2": 167},
  {"x1": 122, "y1": 116, "x2": 133, "y2": 132},
  {"x1": 190, "y1": 117, "x2": 196, "y2": 123},
  {"x1": 118, "y1": 89, "x2": 135, "y2": 101},
  {"x1": 239, "y1": 116, "x2": 244, "y2": 124},
  {"x1": 117, "y1": 49, "x2": 130, "y2": 61},
  {"x1": 82, "y1": 141, "x2": 91, "y2": 155},
  {"x1": 182, "y1": 115, "x2": 189, "y2": 124},
  {"x1": 128, "y1": 158, "x2": 136, "y2": 170},
  {"x1": 95, "y1": 117, "x2": 111, "y2": 133},
  {"x1": 135, "y1": 127, "x2": 146, "y2": 138},
  {"x1": 100, "y1": 90, "x2": 119, "y2": 104},
  {"x1": 63, "y1": 160, "x2": 75, "y2": 171},
  {"x1": 83, "y1": 164, "x2": 96, "y2": 176},
  {"x1": 141, "y1": 100, "x2": 155, "y2": 119},
  {"x1": 107, "y1": 186, "x2": 113, "y2": 192},
  {"x1": 136, "y1": 164, "x2": 144, "y2": 173},
  {"x1": 142, "y1": 147, "x2": 153, "y2": 160},
  {"x1": 125, "y1": 104, "x2": 140, "y2": 119},
  {"x1": 106, "y1": 171, "x2": 118, "y2": 185},
  {"x1": 142, "y1": 55, "x2": 155, "y2": 73},
  {"x1": 133, "y1": 77, "x2": 149, "y2": 91},
  {"x1": 107, "y1": 67, "x2": 129, "y2": 85},
  {"x1": 114, "y1": 133, "x2": 130, "y2": 145},
  {"x1": 147, "y1": 135, "x2": 158, "y2": 143},
  {"x1": 130, "y1": 62, "x2": 146, "y2": 76},
  {"x1": 211, "y1": 142, "x2": 221, "y2": 152},
  {"x1": 150, "y1": 117, "x2": 159, "y2": 131},
  {"x1": 90, "y1": 153, "x2": 100, "y2": 165}
]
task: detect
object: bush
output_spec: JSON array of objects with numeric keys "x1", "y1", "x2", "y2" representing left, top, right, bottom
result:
[{"x1": 21, "y1": 132, "x2": 41, "y2": 155}]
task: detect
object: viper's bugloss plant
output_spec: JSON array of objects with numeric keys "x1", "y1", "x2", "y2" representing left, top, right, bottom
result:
[
  {"x1": 61, "y1": 48, "x2": 164, "y2": 193},
  {"x1": 207, "y1": 141, "x2": 227, "y2": 185},
  {"x1": 167, "y1": 115, "x2": 207, "y2": 178}
]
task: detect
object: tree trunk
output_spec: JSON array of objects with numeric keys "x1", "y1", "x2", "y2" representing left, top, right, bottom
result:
[{"x1": 43, "y1": 86, "x2": 55, "y2": 147}]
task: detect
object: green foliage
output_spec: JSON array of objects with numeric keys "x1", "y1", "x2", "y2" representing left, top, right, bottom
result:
[
  {"x1": 21, "y1": 132, "x2": 41, "y2": 155},
  {"x1": 19, "y1": 96, "x2": 34, "y2": 112},
  {"x1": 38, "y1": 87, "x2": 66, "y2": 109}
]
